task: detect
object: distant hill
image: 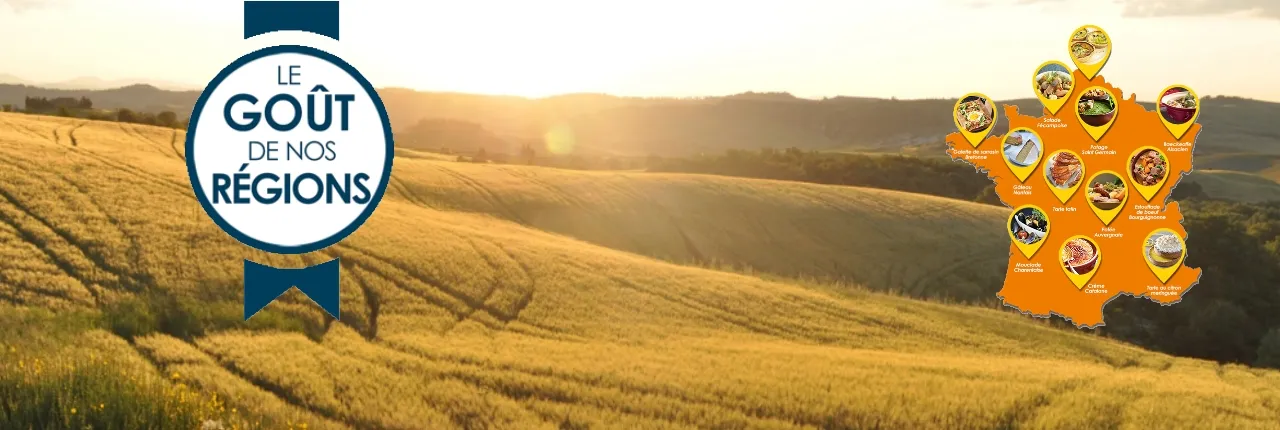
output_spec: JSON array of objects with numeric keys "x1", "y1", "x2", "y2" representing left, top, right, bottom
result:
[
  {"x1": 0, "y1": 83, "x2": 198, "y2": 114},
  {"x1": 0, "y1": 74, "x2": 31, "y2": 86},
  {"x1": 2, "y1": 81, "x2": 1277, "y2": 159},
  {"x1": 42, "y1": 77, "x2": 198, "y2": 92}
]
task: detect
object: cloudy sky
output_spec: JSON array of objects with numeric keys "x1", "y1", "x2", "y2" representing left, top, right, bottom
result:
[{"x1": 0, "y1": 0, "x2": 1277, "y2": 101}]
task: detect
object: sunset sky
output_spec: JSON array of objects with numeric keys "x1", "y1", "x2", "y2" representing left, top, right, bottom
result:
[{"x1": 1, "y1": 0, "x2": 1277, "y2": 101}]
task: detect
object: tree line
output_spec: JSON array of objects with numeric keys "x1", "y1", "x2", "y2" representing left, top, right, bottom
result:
[{"x1": 1, "y1": 96, "x2": 187, "y2": 130}]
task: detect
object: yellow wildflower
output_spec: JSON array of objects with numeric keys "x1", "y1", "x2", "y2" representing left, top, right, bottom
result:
[{"x1": 70, "y1": 407, "x2": 77, "y2": 415}]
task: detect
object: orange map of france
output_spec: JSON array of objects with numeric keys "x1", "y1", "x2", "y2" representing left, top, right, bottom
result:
[{"x1": 945, "y1": 25, "x2": 1202, "y2": 328}]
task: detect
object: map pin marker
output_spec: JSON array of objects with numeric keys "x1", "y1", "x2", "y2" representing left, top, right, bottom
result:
[
  {"x1": 1068, "y1": 25, "x2": 1111, "y2": 80},
  {"x1": 1157, "y1": 85, "x2": 1200, "y2": 140},
  {"x1": 1042, "y1": 150, "x2": 1086, "y2": 204},
  {"x1": 1084, "y1": 171, "x2": 1128, "y2": 226},
  {"x1": 953, "y1": 93, "x2": 998, "y2": 147},
  {"x1": 1002, "y1": 128, "x2": 1044, "y2": 182},
  {"x1": 1128, "y1": 146, "x2": 1171, "y2": 202},
  {"x1": 1009, "y1": 205, "x2": 1051, "y2": 259},
  {"x1": 1143, "y1": 229, "x2": 1185, "y2": 283},
  {"x1": 1060, "y1": 235, "x2": 1100, "y2": 289},
  {"x1": 1032, "y1": 61, "x2": 1074, "y2": 115},
  {"x1": 1075, "y1": 86, "x2": 1118, "y2": 141}
]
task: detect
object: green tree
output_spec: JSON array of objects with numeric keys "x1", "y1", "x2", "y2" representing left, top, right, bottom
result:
[
  {"x1": 1255, "y1": 328, "x2": 1280, "y2": 369},
  {"x1": 116, "y1": 108, "x2": 137, "y2": 123},
  {"x1": 156, "y1": 111, "x2": 178, "y2": 128}
]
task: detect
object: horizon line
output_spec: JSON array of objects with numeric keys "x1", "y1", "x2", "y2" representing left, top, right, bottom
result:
[{"x1": 1, "y1": 79, "x2": 1272, "y2": 105}]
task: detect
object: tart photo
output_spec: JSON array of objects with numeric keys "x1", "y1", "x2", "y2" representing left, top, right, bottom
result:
[
  {"x1": 1044, "y1": 150, "x2": 1084, "y2": 189},
  {"x1": 1145, "y1": 231, "x2": 1185, "y2": 268}
]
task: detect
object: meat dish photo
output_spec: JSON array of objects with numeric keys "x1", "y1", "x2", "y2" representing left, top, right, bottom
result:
[
  {"x1": 1130, "y1": 148, "x2": 1168, "y2": 187},
  {"x1": 1044, "y1": 151, "x2": 1083, "y2": 189},
  {"x1": 1086, "y1": 173, "x2": 1127, "y2": 210}
]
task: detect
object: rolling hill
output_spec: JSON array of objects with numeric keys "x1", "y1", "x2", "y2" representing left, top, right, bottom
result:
[
  {"x1": 1184, "y1": 170, "x2": 1280, "y2": 203},
  {"x1": 4, "y1": 112, "x2": 1280, "y2": 428},
  {"x1": 387, "y1": 159, "x2": 1010, "y2": 301},
  {"x1": 4, "y1": 82, "x2": 1277, "y2": 159}
]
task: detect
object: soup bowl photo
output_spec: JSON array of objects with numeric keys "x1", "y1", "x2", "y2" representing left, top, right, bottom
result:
[
  {"x1": 1079, "y1": 101, "x2": 1115, "y2": 127},
  {"x1": 1161, "y1": 91, "x2": 1196, "y2": 124}
]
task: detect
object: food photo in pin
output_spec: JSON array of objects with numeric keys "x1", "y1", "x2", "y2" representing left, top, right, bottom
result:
[
  {"x1": 1161, "y1": 87, "x2": 1198, "y2": 124},
  {"x1": 955, "y1": 95, "x2": 995, "y2": 133},
  {"x1": 1070, "y1": 26, "x2": 1110, "y2": 65},
  {"x1": 1077, "y1": 87, "x2": 1116, "y2": 127},
  {"x1": 1011, "y1": 207, "x2": 1049, "y2": 246},
  {"x1": 1061, "y1": 237, "x2": 1100, "y2": 276}
]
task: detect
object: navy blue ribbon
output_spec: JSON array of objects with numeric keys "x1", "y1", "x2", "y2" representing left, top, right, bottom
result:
[
  {"x1": 244, "y1": 258, "x2": 341, "y2": 319},
  {"x1": 244, "y1": 1, "x2": 340, "y2": 41}
]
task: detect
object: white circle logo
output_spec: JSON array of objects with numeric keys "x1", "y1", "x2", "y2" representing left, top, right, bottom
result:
[{"x1": 186, "y1": 45, "x2": 394, "y2": 254}]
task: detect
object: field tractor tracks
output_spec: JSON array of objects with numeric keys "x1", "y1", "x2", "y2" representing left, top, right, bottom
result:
[
  {"x1": 59, "y1": 122, "x2": 191, "y2": 196},
  {"x1": 0, "y1": 191, "x2": 102, "y2": 304},
  {"x1": 500, "y1": 168, "x2": 585, "y2": 207},
  {"x1": 118, "y1": 123, "x2": 176, "y2": 160},
  {"x1": 193, "y1": 342, "x2": 367, "y2": 427},
  {"x1": 344, "y1": 262, "x2": 380, "y2": 340},
  {"x1": 604, "y1": 274, "x2": 809, "y2": 340},
  {"x1": 369, "y1": 340, "x2": 806, "y2": 428},
  {"x1": 67, "y1": 122, "x2": 86, "y2": 146},
  {"x1": 169, "y1": 130, "x2": 186, "y2": 162},
  {"x1": 429, "y1": 164, "x2": 526, "y2": 224},
  {"x1": 333, "y1": 243, "x2": 557, "y2": 335},
  {"x1": 0, "y1": 117, "x2": 50, "y2": 143},
  {"x1": 388, "y1": 176, "x2": 432, "y2": 208},
  {"x1": 0, "y1": 185, "x2": 147, "y2": 295}
]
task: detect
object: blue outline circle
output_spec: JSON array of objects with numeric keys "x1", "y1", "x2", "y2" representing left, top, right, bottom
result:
[{"x1": 185, "y1": 45, "x2": 394, "y2": 255}]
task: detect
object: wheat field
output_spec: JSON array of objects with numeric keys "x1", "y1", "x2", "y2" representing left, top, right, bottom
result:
[{"x1": 2, "y1": 112, "x2": 1280, "y2": 429}]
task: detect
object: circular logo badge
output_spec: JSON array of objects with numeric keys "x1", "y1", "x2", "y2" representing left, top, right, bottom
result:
[{"x1": 186, "y1": 45, "x2": 393, "y2": 255}]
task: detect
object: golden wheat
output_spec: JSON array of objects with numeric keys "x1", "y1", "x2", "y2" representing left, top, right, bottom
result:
[{"x1": 1, "y1": 112, "x2": 1279, "y2": 429}]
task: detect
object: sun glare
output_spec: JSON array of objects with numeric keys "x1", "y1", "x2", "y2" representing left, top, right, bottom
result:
[{"x1": 544, "y1": 123, "x2": 576, "y2": 155}]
